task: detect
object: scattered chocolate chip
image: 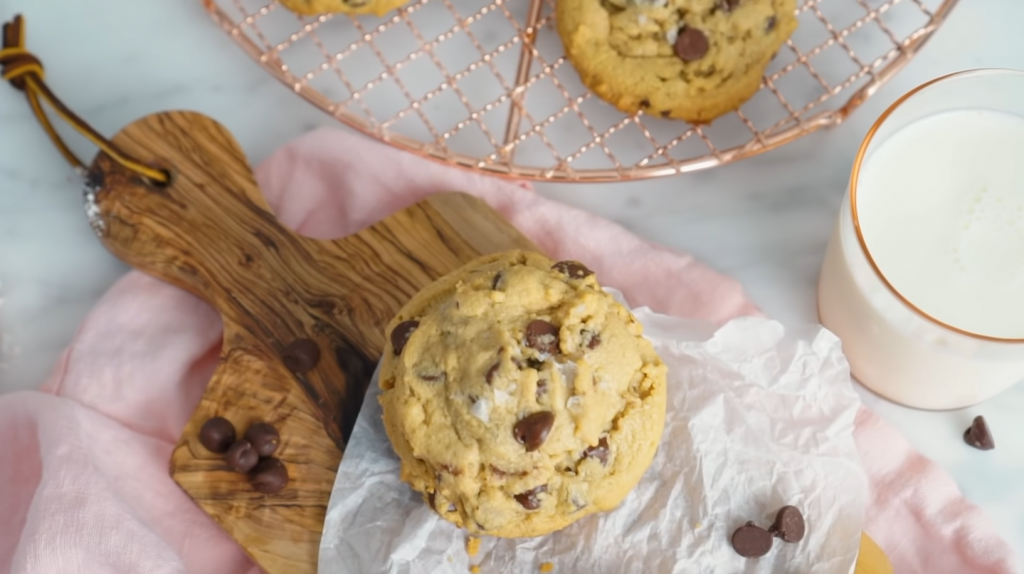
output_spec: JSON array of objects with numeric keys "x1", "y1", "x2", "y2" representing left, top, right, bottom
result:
[
  {"x1": 282, "y1": 338, "x2": 321, "y2": 373},
  {"x1": 660, "y1": 110, "x2": 671, "y2": 118},
  {"x1": 419, "y1": 371, "x2": 446, "y2": 383},
  {"x1": 513, "y1": 411, "x2": 555, "y2": 451},
  {"x1": 582, "y1": 437, "x2": 610, "y2": 465},
  {"x1": 514, "y1": 484, "x2": 547, "y2": 510},
  {"x1": 964, "y1": 415, "x2": 995, "y2": 450},
  {"x1": 582, "y1": 330, "x2": 601, "y2": 350},
  {"x1": 675, "y1": 26, "x2": 709, "y2": 62},
  {"x1": 485, "y1": 362, "x2": 500, "y2": 384},
  {"x1": 640, "y1": 98, "x2": 650, "y2": 108},
  {"x1": 248, "y1": 457, "x2": 289, "y2": 494},
  {"x1": 225, "y1": 440, "x2": 259, "y2": 473},
  {"x1": 526, "y1": 358, "x2": 545, "y2": 370},
  {"x1": 732, "y1": 521, "x2": 773, "y2": 558},
  {"x1": 536, "y1": 379, "x2": 548, "y2": 400},
  {"x1": 525, "y1": 320, "x2": 560, "y2": 355},
  {"x1": 770, "y1": 506, "x2": 805, "y2": 543},
  {"x1": 551, "y1": 260, "x2": 593, "y2": 280},
  {"x1": 199, "y1": 417, "x2": 236, "y2": 454},
  {"x1": 492, "y1": 271, "x2": 504, "y2": 291},
  {"x1": 244, "y1": 423, "x2": 280, "y2": 457},
  {"x1": 719, "y1": 0, "x2": 741, "y2": 11},
  {"x1": 390, "y1": 320, "x2": 420, "y2": 355},
  {"x1": 765, "y1": 15, "x2": 776, "y2": 32}
]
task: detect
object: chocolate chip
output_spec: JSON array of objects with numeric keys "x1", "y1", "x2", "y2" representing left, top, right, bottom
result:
[
  {"x1": 765, "y1": 15, "x2": 776, "y2": 32},
  {"x1": 660, "y1": 110, "x2": 671, "y2": 118},
  {"x1": 964, "y1": 415, "x2": 995, "y2": 450},
  {"x1": 551, "y1": 260, "x2": 593, "y2": 280},
  {"x1": 582, "y1": 330, "x2": 601, "y2": 350},
  {"x1": 719, "y1": 0, "x2": 741, "y2": 11},
  {"x1": 525, "y1": 320, "x2": 559, "y2": 355},
  {"x1": 536, "y1": 379, "x2": 548, "y2": 400},
  {"x1": 282, "y1": 338, "x2": 320, "y2": 373},
  {"x1": 513, "y1": 411, "x2": 555, "y2": 451},
  {"x1": 492, "y1": 271, "x2": 504, "y2": 291},
  {"x1": 390, "y1": 320, "x2": 419, "y2": 355},
  {"x1": 582, "y1": 437, "x2": 610, "y2": 465},
  {"x1": 770, "y1": 506, "x2": 805, "y2": 543},
  {"x1": 526, "y1": 358, "x2": 545, "y2": 370},
  {"x1": 732, "y1": 521, "x2": 773, "y2": 558},
  {"x1": 428, "y1": 491, "x2": 436, "y2": 509},
  {"x1": 248, "y1": 457, "x2": 289, "y2": 494},
  {"x1": 675, "y1": 26, "x2": 709, "y2": 62},
  {"x1": 640, "y1": 98, "x2": 650, "y2": 108},
  {"x1": 199, "y1": 417, "x2": 236, "y2": 454},
  {"x1": 225, "y1": 440, "x2": 259, "y2": 473},
  {"x1": 485, "y1": 363, "x2": 500, "y2": 384},
  {"x1": 514, "y1": 484, "x2": 547, "y2": 510},
  {"x1": 244, "y1": 423, "x2": 280, "y2": 457}
]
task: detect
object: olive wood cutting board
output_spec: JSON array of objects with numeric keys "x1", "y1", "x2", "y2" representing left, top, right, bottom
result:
[{"x1": 86, "y1": 111, "x2": 891, "y2": 574}]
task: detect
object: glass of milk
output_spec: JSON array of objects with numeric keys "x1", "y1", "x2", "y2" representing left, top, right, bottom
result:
[{"x1": 818, "y1": 69, "x2": 1024, "y2": 410}]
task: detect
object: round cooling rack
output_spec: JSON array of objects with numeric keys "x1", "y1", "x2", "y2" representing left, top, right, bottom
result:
[{"x1": 202, "y1": 0, "x2": 958, "y2": 182}]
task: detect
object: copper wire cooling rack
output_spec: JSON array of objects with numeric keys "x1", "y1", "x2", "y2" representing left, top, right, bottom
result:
[{"x1": 203, "y1": 0, "x2": 957, "y2": 182}]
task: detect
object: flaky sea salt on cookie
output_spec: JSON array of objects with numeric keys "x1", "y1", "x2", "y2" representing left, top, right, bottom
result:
[{"x1": 378, "y1": 250, "x2": 668, "y2": 538}]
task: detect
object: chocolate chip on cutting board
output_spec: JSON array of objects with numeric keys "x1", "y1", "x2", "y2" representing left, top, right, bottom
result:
[
  {"x1": 225, "y1": 440, "x2": 260, "y2": 473},
  {"x1": 514, "y1": 411, "x2": 555, "y2": 452},
  {"x1": 964, "y1": 415, "x2": 995, "y2": 451},
  {"x1": 525, "y1": 320, "x2": 560, "y2": 355},
  {"x1": 390, "y1": 320, "x2": 420, "y2": 355},
  {"x1": 282, "y1": 338, "x2": 321, "y2": 373},
  {"x1": 769, "y1": 505, "x2": 806, "y2": 543},
  {"x1": 244, "y1": 422, "x2": 281, "y2": 457},
  {"x1": 731, "y1": 521, "x2": 773, "y2": 558},
  {"x1": 249, "y1": 457, "x2": 289, "y2": 494},
  {"x1": 199, "y1": 416, "x2": 236, "y2": 454},
  {"x1": 675, "y1": 27, "x2": 709, "y2": 62}
]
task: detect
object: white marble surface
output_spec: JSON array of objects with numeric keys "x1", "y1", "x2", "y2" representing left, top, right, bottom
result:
[{"x1": 2, "y1": 0, "x2": 1023, "y2": 564}]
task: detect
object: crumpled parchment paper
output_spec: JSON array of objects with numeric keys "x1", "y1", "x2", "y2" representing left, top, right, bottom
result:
[{"x1": 319, "y1": 295, "x2": 866, "y2": 574}]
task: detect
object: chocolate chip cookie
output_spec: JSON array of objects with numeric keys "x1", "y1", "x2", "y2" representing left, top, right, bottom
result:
[
  {"x1": 556, "y1": 0, "x2": 798, "y2": 123},
  {"x1": 278, "y1": 0, "x2": 408, "y2": 17},
  {"x1": 379, "y1": 250, "x2": 668, "y2": 538}
]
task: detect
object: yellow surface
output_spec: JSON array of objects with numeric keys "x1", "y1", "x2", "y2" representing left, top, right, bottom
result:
[{"x1": 855, "y1": 533, "x2": 894, "y2": 574}]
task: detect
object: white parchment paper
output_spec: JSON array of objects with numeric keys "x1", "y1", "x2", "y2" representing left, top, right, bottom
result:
[{"x1": 319, "y1": 297, "x2": 867, "y2": 574}]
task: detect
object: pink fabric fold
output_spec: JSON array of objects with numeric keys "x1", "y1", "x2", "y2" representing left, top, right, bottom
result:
[{"x1": 0, "y1": 128, "x2": 1016, "y2": 573}]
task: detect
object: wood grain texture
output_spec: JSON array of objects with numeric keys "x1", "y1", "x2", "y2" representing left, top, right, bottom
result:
[{"x1": 86, "y1": 111, "x2": 888, "y2": 574}]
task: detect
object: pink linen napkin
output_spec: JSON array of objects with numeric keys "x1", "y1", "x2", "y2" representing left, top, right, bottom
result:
[{"x1": 0, "y1": 128, "x2": 1017, "y2": 574}]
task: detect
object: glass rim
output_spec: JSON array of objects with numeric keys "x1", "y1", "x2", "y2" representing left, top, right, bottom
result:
[{"x1": 849, "y1": 68, "x2": 1024, "y2": 344}]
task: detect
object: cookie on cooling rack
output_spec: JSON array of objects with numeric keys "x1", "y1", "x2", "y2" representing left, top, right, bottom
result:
[
  {"x1": 378, "y1": 250, "x2": 668, "y2": 538},
  {"x1": 278, "y1": 0, "x2": 409, "y2": 16},
  {"x1": 556, "y1": 0, "x2": 798, "y2": 123}
]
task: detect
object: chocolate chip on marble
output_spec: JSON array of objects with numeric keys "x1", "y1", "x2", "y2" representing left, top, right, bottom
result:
[
  {"x1": 390, "y1": 320, "x2": 420, "y2": 355},
  {"x1": 244, "y1": 422, "x2": 280, "y2": 457},
  {"x1": 225, "y1": 440, "x2": 259, "y2": 473},
  {"x1": 514, "y1": 484, "x2": 547, "y2": 510},
  {"x1": 525, "y1": 320, "x2": 560, "y2": 355},
  {"x1": 675, "y1": 26, "x2": 710, "y2": 62},
  {"x1": 282, "y1": 338, "x2": 321, "y2": 373},
  {"x1": 485, "y1": 362, "x2": 500, "y2": 384},
  {"x1": 769, "y1": 506, "x2": 806, "y2": 543},
  {"x1": 964, "y1": 415, "x2": 995, "y2": 451},
  {"x1": 551, "y1": 260, "x2": 593, "y2": 280},
  {"x1": 731, "y1": 521, "x2": 773, "y2": 558},
  {"x1": 582, "y1": 437, "x2": 610, "y2": 465},
  {"x1": 513, "y1": 411, "x2": 555, "y2": 451},
  {"x1": 199, "y1": 416, "x2": 236, "y2": 454},
  {"x1": 248, "y1": 457, "x2": 289, "y2": 494}
]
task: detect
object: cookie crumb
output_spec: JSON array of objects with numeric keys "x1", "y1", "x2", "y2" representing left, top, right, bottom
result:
[
  {"x1": 469, "y1": 566, "x2": 481, "y2": 574},
  {"x1": 466, "y1": 536, "x2": 481, "y2": 557},
  {"x1": 539, "y1": 562, "x2": 554, "y2": 573}
]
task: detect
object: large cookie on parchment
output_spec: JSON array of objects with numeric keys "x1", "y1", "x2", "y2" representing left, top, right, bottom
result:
[
  {"x1": 378, "y1": 250, "x2": 667, "y2": 538},
  {"x1": 557, "y1": 0, "x2": 798, "y2": 123}
]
